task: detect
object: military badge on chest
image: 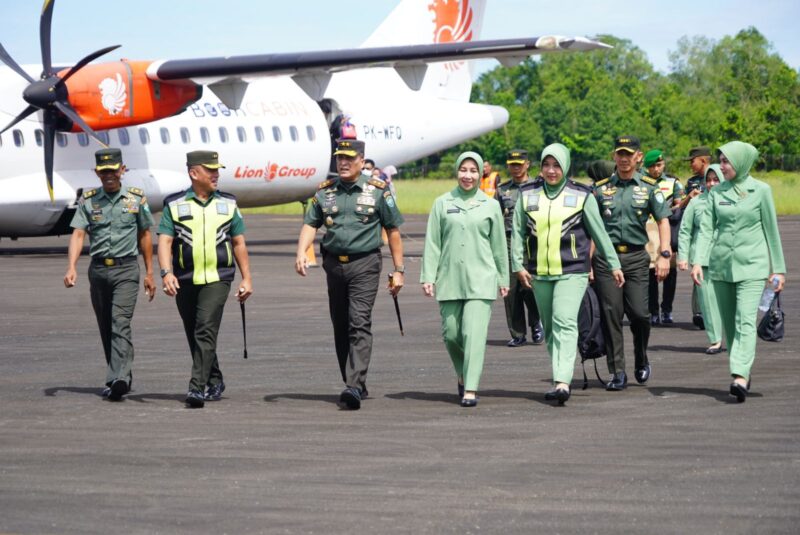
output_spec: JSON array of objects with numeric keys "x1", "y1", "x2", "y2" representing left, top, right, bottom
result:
[
  {"x1": 90, "y1": 204, "x2": 103, "y2": 222},
  {"x1": 122, "y1": 197, "x2": 140, "y2": 214}
]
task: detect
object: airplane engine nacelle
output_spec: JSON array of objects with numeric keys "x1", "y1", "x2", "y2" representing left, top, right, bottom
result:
[{"x1": 60, "y1": 60, "x2": 202, "y2": 131}]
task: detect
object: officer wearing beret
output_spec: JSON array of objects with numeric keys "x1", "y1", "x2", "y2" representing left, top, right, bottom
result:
[
  {"x1": 296, "y1": 139, "x2": 405, "y2": 410},
  {"x1": 643, "y1": 149, "x2": 684, "y2": 325},
  {"x1": 681, "y1": 146, "x2": 712, "y2": 328},
  {"x1": 592, "y1": 136, "x2": 672, "y2": 391},
  {"x1": 158, "y1": 151, "x2": 253, "y2": 408},
  {"x1": 64, "y1": 148, "x2": 156, "y2": 401},
  {"x1": 496, "y1": 149, "x2": 543, "y2": 347}
]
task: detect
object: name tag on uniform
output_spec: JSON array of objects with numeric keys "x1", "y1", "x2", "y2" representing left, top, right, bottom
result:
[
  {"x1": 446, "y1": 207, "x2": 461, "y2": 214},
  {"x1": 563, "y1": 195, "x2": 577, "y2": 208},
  {"x1": 719, "y1": 201, "x2": 733, "y2": 206},
  {"x1": 526, "y1": 193, "x2": 540, "y2": 211},
  {"x1": 91, "y1": 209, "x2": 103, "y2": 222},
  {"x1": 216, "y1": 202, "x2": 229, "y2": 215},
  {"x1": 357, "y1": 195, "x2": 376, "y2": 206}
]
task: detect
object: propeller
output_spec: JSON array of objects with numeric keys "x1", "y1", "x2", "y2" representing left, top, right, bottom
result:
[{"x1": 0, "y1": 0, "x2": 120, "y2": 202}]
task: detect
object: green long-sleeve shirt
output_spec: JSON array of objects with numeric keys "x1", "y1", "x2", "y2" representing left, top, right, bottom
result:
[
  {"x1": 677, "y1": 191, "x2": 710, "y2": 266},
  {"x1": 420, "y1": 186, "x2": 509, "y2": 300}
]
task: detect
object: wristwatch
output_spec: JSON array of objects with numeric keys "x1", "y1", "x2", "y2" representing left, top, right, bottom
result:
[
  {"x1": 660, "y1": 250, "x2": 672, "y2": 259},
  {"x1": 393, "y1": 265, "x2": 405, "y2": 274},
  {"x1": 160, "y1": 268, "x2": 172, "y2": 278}
]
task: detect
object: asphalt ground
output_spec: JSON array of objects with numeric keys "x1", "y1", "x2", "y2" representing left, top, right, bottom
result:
[{"x1": 1, "y1": 214, "x2": 799, "y2": 535}]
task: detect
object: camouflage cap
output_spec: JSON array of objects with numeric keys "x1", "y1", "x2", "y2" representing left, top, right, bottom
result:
[
  {"x1": 186, "y1": 150, "x2": 225, "y2": 169},
  {"x1": 95, "y1": 148, "x2": 123, "y2": 171}
]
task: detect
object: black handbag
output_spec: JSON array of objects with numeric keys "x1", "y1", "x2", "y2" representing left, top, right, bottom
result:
[{"x1": 758, "y1": 293, "x2": 785, "y2": 342}]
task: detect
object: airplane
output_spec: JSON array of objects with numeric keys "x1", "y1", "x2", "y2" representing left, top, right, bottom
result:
[{"x1": 0, "y1": 0, "x2": 609, "y2": 238}]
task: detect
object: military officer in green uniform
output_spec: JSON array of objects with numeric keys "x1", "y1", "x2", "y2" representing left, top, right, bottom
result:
[
  {"x1": 158, "y1": 151, "x2": 253, "y2": 409},
  {"x1": 64, "y1": 148, "x2": 156, "y2": 401},
  {"x1": 496, "y1": 149, "x2": 543, "y2": 347},
  {"x1": 592, "y1": 136, "x2": 672, "y2": 391},
  {"x1": 296, "y1": 139, "x2": 405, "y2": 411}
]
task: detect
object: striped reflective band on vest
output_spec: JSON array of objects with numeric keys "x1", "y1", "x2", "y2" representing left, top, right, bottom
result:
[
  {"x1": 168, "y1": 195, "x2": 237, "y2": 285},
  {"x1": 521, "y1": 182, "x2": 590, "y2": 276}
]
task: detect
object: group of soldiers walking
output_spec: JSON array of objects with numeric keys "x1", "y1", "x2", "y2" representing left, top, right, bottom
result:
[{"x1": 64, "y1": 133, "x2": 785, "y2": 409}]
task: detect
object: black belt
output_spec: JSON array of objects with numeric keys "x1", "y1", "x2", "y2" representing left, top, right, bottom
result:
[
  {"x1": 329, "y1": 249, "x2": 380, "y2": 264},
  {"x1": 613, "y1": 244, "x2": 645, "y2": 254},
  {"x1": 91, "y1": 255, "x2": 137, "y2": 266}
]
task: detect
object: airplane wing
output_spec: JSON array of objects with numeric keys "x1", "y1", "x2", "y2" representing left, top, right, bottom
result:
[{"x1": 146, "y1": 36, "x2": 611, "y2": 101}]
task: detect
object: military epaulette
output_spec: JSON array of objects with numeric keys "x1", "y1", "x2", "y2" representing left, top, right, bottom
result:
[
  {"x1": 83, "y1": 188, "x2": 98, "y2": 199},
  {"x1": 568, "y1": 179, "x2": 592, "y2": 192},
  {"x1": 367, "y1": 178, "x2": 386, "y2": 189},
  {"x1": 317, "y1": 179, "x2": 335, "y2": 190},
  {"x1": 594, "y1": 178, "x2": 610, "y2": 187},
  {"x1": 641, "y1": 176, "x2": 658, "y2": 186},
  {"x1": 127, "y1": 186, "x2": 144, "y2": 197},
  {"x1": 497, "y1": 180, "x2": 512, "y2": 189}
]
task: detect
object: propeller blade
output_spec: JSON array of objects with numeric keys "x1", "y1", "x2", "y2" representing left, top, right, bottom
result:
[
  {"x1": 43, "y1": 110, "x2": 57, "y2": 202},
  {"x1": 0, "y1": 105, "x2": 38, "y2": 135},
  {"x1": 40, "y1": 0, "x2": 55, "y2": 75},
  {"x1": 58, "y1": 44, "x2": 121, "y2": 85},
  {"x1": 0, "y1": 43, "x2": 35, "y2": 83},
  {"x1": 53, "y1": 100, "x2": 108, "y2": 147}
]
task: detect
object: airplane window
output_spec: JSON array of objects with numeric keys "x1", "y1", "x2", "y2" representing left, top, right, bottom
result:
[
  {"x1": 306, "y1": 125, "x2": 316, "y2": 141},
  {"x1": 180, "y1": 127, "x2": 191, "y2": 144},
  {"x1": 98, "y1": 131, "x2": 110, "y2": 145},
  {"x1": 219, "y1": 127, "x2": 229, "y2": 143},
  {"x1": 289, "y1": 126, "x2": 299, "y2": 142},
  {"x1": 118, "y1": 128, "x2": 130, "y2": 146},
  {"x1": 255, "y1": 126, "x2": 264, "y2": 143},
  {"x1": 237, "y1": 126, "x2": 247, "y2": 143},
  {"x1": 77, "y1": 133, "x2": 89, "y2": 147},
  {"x1": 35, "y1": 129, "x2": 44, "y2": 147},
  {"x1": 200, "y1": 127, "x2": 210, "y2": 144},
  {"x1": 160, "y1": 127, "x2": 170, "y2": 144},
  {"x1": 13, "y1": 130, "x2": 24, "y2": 147},
  {"x1": 272, "y1": 126, "x2": 282, "y2": 142},
  {"x1": 56, "y1": 133, "x2": 67, "y2": 147},
  {"x1": 139, "y1": 128, "x2": 150, "y2": 145}
]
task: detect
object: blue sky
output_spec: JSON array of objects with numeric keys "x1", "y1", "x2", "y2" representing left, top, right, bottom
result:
[{"x1": 2, "y1": 1, "x2": 798, "y2": 75}]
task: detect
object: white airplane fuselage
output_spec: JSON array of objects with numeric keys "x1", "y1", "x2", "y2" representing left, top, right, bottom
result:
[{"x1": 0, "y1": 66, "x2": 508, "y2": 237}]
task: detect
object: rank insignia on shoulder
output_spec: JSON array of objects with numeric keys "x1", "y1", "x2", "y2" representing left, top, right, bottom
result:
[
  {"x1": 127, "y1": 186, "x2": 144, "y2": 197},
  {"x1": 317, "y1": 179, "x2": 335, "y2": 190},
  {"x1": 83, "y1": 188, "x2": 98, "y2": 199},
  {"x1": 641, "y1": 176, "x2": 657, "y2": 186},
  {"x1": 367, "y1": 178, "x2": 386, "y2": 189},
  {"x1": 594, "y1": 178, "x2": 610, "y2": 187},
  {"x1": 383, "y1": 190, "x2": 392, "y2": 198}
]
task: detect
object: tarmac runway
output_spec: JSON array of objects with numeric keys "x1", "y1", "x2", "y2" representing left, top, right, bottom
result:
[{"x1": 1, "y1": 214, "x2": 798, "y2": 534}]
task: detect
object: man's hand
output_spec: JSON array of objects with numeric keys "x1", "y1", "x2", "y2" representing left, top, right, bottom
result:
[
  {"x1": 162, "y1": 272, "x2": 180, "y2": 297},
  {"x1": 143, "y1": 274, "x2": 156, "y2": 302},
  {"x1": 237, "y1": 278, "x2": 253, "y2": 302},
  {"x1": 656, "y1": 256, "x2": 670, "y2": 281},
  {"x1": 612, "y1": 269, "x2": 625, "y2": 288},
  {"x1": 295, "y1": 253, "x2": 309, "y2": 276},
  {"x1": 64, "y1": 267, "x2": 77, "y2": 288},
  {"x1": 516, "y1": 269, "x2": 532, "y2": 289},
  {"x1": 388, "y1": 272, "x2": 404, "y2": 296}
]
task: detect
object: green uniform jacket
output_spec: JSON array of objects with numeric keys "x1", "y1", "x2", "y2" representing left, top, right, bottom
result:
[
  {"x1": 593, "y1": 172, "x2": 672, "y2": 245},
  {"x1": 694, "y1": 176, "x2": 785, "y2": 281},
  {"x1": 421, "y1": 187, "x2": 509, "y2": 301},
  {"x1": 677, "y1": 191, "x2": 711, "y2": 266}
]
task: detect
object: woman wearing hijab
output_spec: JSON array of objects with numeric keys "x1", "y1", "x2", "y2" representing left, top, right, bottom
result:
[
  {"x1": 421, "y1": 152, "x2": 509, "y2": 407},
  {"x1": 691, "y1": 141, "x2": 786, "y2": 402},
  {"x1": 678, "y1": 164, "x2": 724, "y2": 354},
  {"x1": 511, "y1": 144, "x2": 625, "y2": 405}
]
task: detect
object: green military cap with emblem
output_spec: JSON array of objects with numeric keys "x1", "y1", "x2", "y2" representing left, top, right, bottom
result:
[
  {"x1": 643, "y1": 149, "x2": 664, "y2": 168},
  {"x1": 614, "y1": 135, "x2": 641, "y2": 153},
  {"x1": 333, "y1": 139, "x2": 365, "y2": 157},
  {"x1": 684, "y1": 146, "x2": 711, "y2": 160},
  {"x1": 506, "y1": 149, "x2": 528, "y2": 164},
  {"x1": 95, "y1": 148, "x2": 123, "y2": 171},
  {"x1": 186, "y1": 150, "x2": 225, "y2": 169}
]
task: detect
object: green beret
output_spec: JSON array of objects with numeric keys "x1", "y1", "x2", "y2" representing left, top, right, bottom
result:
[{"x1": 644, "y1": 149, "x2": 664, "y2": 168}]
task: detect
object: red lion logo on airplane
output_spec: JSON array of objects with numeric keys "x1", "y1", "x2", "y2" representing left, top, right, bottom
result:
[{"x1": 428, "y1": 0, "x2": 474, "y2": 71}]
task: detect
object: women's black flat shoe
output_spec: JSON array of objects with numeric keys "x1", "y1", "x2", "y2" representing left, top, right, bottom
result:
[
  {"x1": 705, "y1": 345, "x2": 724, "y2": 354},
  {"x1": 544, "y1": 388, "x2": 558, "y2": 401},
  {"x1": 461, "y1": 397, "x2": 478, "y2": 408},
  {"x1": 555, "y1": 388, "x2": 571, "y2": 406},
  {"x1": 729, "y1": 382, "x2": 748, "y2": 403}
]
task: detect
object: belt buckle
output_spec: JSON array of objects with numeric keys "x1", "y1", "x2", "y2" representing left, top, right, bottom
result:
[
  {"x1": 338, "y1": 255, "x2": 350, "y2": 263},
  {"x1": 103, "y1": 258, "x2": 115, "y2": 266},
  {"x1": 617, "y1": 245, "x2": 628, "y2": 253}
]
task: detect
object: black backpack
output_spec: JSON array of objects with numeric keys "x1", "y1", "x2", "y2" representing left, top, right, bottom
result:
[{"x1": 578, "y1": 284, "x2": 607, "y2": 389}]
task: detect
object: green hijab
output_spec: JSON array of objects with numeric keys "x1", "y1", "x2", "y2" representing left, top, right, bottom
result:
[
  {"x1": 718, "y1": 141, "x2": 758, "y2": 183},
  {"x1": 704, "y1": 163, "x2": 723, "y2": 184},
  {"x1": 540, "y1": 143, "x2": 571, "y2": 195}
]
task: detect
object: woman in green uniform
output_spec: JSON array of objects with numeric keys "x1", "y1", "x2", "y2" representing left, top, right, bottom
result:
[
  {"x1": 691, "y1": 141, "x2": 786, "y2": 402},
  {"x1": 678, "y1": 164, "x2": 723, "y2": 354},
  {"x1": 421, "y1": 151, "x2": 509, "y2": 407},
  {"x1": 511, "y1": 144, "x2": 625, "y2": 405}
]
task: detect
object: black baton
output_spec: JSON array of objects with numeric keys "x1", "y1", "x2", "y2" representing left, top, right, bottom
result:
[
  {"x1": 388, "y1": 274, "x2": 404, "y2": 336},
  {"x1": 240, "y1": 301, "x2": 248, "y2": 359}
]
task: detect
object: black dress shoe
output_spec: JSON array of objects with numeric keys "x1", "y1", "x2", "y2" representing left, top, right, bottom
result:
[
  {"x1": 531, "y1": 322, "x2": 544, "y2": 345},
  {"x1": 606, "y1": 371, "x2": 627, "y2": 391},
  {"x1": 544, "y1": 388, "x2": 558, "y2": 401},
  {"x1": 650, "y1": 314, "x2": 660, "y2": 326},
  {"x1": 339, "y1": 387, "x2": 362, "y2": 410},
  {"x1": 729, "y1": 382, "x2": 748, "y2": 403},
  {"x1": 693, "y1": 313, "x2": 705, "y2": 330},
  {"x1": 507, "y1": 336, "x2": 527, "y2": 347},
  {"x1": 661, "y1": 312, "x2": 674, "y2": 324},
  {"x1": 185, "y1": 390, "x2": 205, "y2": 408},
  {"x1": 634, "y1": 364, "x2": 651, "y2": 384},
  {"x1": 461, "y1": 397, "x2": 478, "y2": 407},
  {"x1": 108, "y1": 379, "x2": 129, "y2": 401},
  {"x1": 705, "y1": 344, "x2": 724, "y2": 355},
  {"x1": 101, "y1": 387, "x2": 112, "y2": 399},
  {"x1": 204, "y1": 381, "x2": 226, "y2": 401}
]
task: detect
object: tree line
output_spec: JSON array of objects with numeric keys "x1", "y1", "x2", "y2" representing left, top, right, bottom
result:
[{"x1": 403, "y1": 28, "x2": 800, "y2": 179}]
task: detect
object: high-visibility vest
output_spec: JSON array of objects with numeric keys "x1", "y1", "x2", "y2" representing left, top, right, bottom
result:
[{"x1": 479, "y1": 172, "x2": 499, "y2": 196}]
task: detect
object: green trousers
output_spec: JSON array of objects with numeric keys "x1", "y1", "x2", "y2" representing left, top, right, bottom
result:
[
  {"x1": 593, "y1": 249, "x2": 651, "y2": 374},
  {"x1": 88, "y1": 260, "x2": 140, "y2": 387},
  {"x1": 532, "y1": 275, "x2": 589, "y2": 385},
  {"x1": 712, "y1": 278, "x2": 764, "y2": 380},
  {"x1": 439, "y1": 299, "x2": 493, "y2": 392},
  {"x1": 176, "y1": 281, "x2": 230, "y2": 392},
  {"x1": 697, "y1": 267, "x2": 722, "y2": 345},
  {"x1": 504, "y1": 256, "x2": 539, "y2": 339}
]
